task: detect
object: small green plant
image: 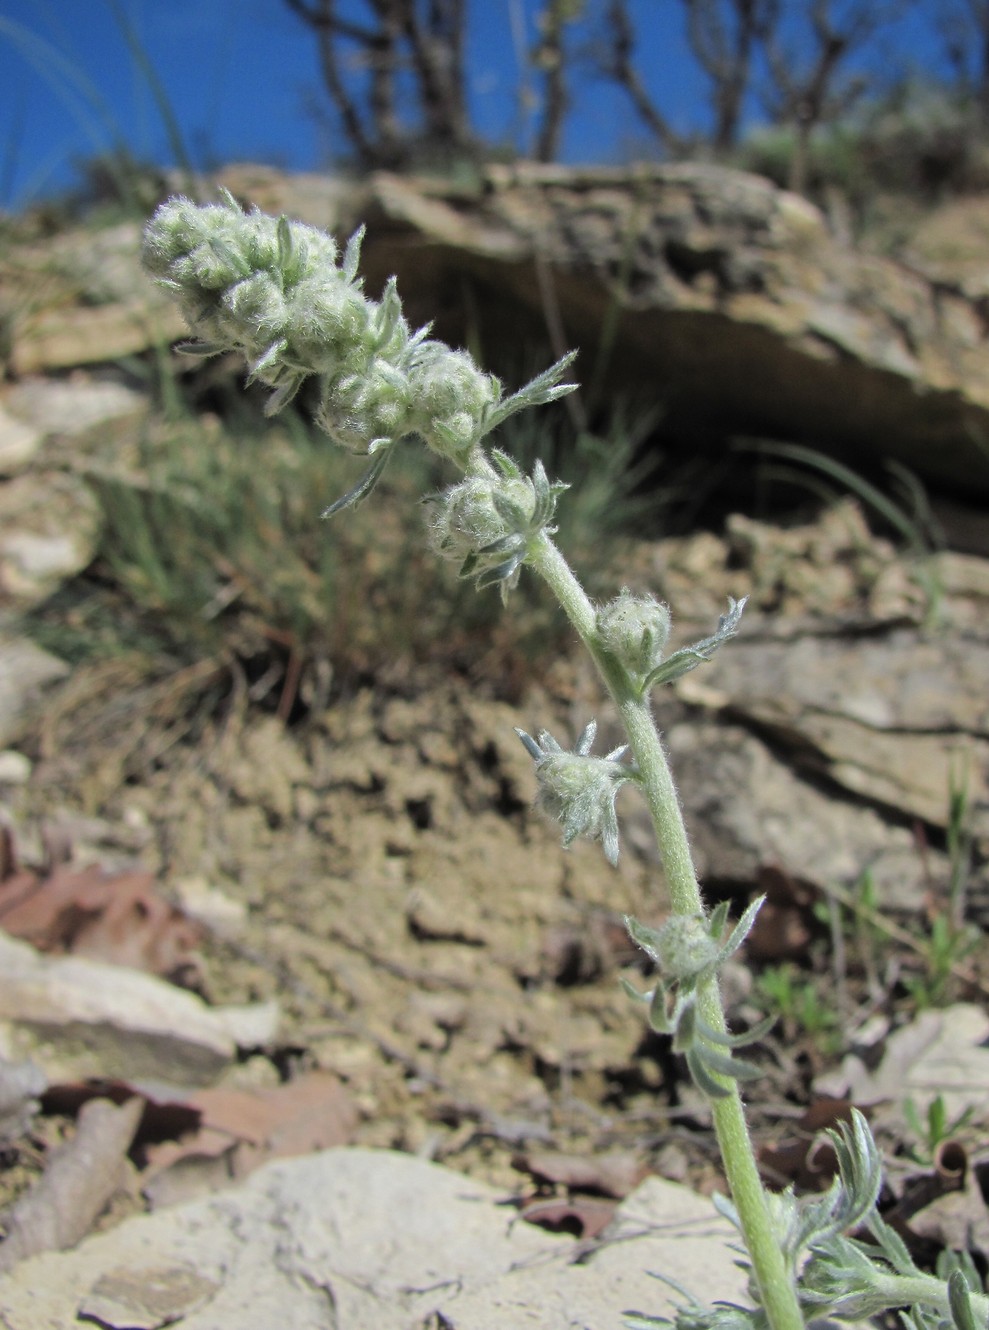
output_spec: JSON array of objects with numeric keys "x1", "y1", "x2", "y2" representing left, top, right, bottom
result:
[
  {"x1": 902, "y1": 911, "x2": 981, "y2": 1011},
  {"x1": 736, "y1": 438, "x2": 946, "y2": 626},
  {"x1": 902, "y1": 1094, "x2": 976, "y2": 1167},
  {"x1": 755, "y1": 964, "x2": 841, "y2": 1056},
  {"x1": 143, "y1": 192, "x2": 989, "y2": 1330}
]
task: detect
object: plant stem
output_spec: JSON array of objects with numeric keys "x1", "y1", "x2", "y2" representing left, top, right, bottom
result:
[
  {"x1": 876, "y1": 1275, "x2": 989, "y2": 1325},
  {"x1": 529, "y1": 533, "x2": 805, "y2": 1330}
]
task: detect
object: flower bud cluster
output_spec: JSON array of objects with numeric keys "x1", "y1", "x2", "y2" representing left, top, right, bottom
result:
[
  {"x1": 623, "y1": 897, "x2": 771, "y2": 1100},
  {"x1": 515, "y1": 720, "x2": 634, "y2": 866},
  {"x1": 142, "y1": 193, "x2": 501, "y2": 463},
  {"x1": 430, "y1": 451, "x2": 568, "y2": 596}
]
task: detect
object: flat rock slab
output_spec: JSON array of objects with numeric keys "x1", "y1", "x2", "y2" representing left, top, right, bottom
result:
[{"x1": 0, "y1": 1147, "x2": 746, "y2": 1329}]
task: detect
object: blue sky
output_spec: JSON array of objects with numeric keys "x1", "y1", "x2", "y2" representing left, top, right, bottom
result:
[{"x1": 0, "y1": 1, "x2": 951, "y2": 211}]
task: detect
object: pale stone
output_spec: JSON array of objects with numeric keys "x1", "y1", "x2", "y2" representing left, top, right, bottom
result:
[
  {"x1": 0, "y1": 405, "x2": 42, "y2": 475},
  {"x1": 0, "y1": 932, "x2": 279, "y2": 1085},
  {"x1": 0, "y1": 635, "x2": 70, "y2": 748},
  {"x1": 0, "y1": 1147, "x2": 746, "y2": 1329}
]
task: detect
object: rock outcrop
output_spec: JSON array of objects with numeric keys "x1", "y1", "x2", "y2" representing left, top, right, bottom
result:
[{"x1": 5, "y1": 161, "x2": 989, "y2": 497}]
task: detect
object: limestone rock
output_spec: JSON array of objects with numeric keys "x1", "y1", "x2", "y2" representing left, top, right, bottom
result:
[
  {"x1": 354, "y1": 162, "x2": 989, "y2": 497},
  {"x1": 0, "y1": 931, "x2": 279, "y2": 1085},
  {"x1": 3, "y1": 373, "x2": 147, "y2": 440},
  {"x1": 0, "y1": 406, "x2": 42, "y2": 476},
  {"x1": 7, "y1": 164, "x2": 989, "y2": 495},
  {"x1": 0, "y1": 1146, "x2": 745, "y2": 1329},
  {"x1": 699, "y1": 628, "x2": 989, "y2": 840},
  {"x1": 0, "y1": 470, "x2": 101, "y2": 608},
  {"x1": 0, "y1": 634, "x2": 70, "y2": 748}
]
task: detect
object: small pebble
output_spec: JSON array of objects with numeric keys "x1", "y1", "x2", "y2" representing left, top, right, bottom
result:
[{"x1": 0, "y1": 750, "x2": 31, "y2": 784}]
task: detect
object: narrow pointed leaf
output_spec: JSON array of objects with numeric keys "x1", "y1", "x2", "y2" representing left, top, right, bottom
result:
[
  {"x1": 321, "y1": 447, "x2": 393, "y2": 517},
  {"x1": 341, "y1": 226, "x2": 365, "y2": 282},
  {"x1": 715, "y1": 896, "x2": 765, "y2": 967},
  {"x1": 687, "y1": 1048, "x2": 732, "y2": 1099},
  {"x1": 277, "y1": 215, "x2": 293, "y2": 270}
]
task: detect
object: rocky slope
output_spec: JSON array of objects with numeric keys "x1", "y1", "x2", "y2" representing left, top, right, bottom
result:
[{"x1": 0, "y1": 163, "x2": 988, "y2": 1323}]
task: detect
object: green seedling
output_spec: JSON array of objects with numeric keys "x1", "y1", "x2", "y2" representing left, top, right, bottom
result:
[
  {"x1": 756, "y1": 964, "x2": 841, "y2": 1057},
  {"x1": 902, "y1": 1094, "x2": 976, "y2": 1166}
]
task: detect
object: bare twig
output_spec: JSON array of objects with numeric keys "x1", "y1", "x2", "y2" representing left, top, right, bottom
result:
[{"x1": 0, "y1": 1096, "x2": 143, "y2": 1272}]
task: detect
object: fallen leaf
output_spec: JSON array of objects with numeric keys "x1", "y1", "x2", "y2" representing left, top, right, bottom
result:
[
  {"x1": 0, "y1": 1096, "x2": 143, "y2": 1273},
  {"x1": 520, "y1": 1196, "x2": 617, "y2": 1239},
  {"x1": 517, "y1": 1150, "x2": 647, "y2": 1198},
  {"x1": 0, "y1": 857, "x2": 203, "y2": 984},
  {"x1": 141, "y1": 1072, "x2": 357, "y2": 1205}
]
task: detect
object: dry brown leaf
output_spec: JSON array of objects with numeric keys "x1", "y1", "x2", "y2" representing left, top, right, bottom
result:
[
  {"x1": 0, "y1": 859, "x2": 203, "y2": 983},
  {"x1": 141, "y1": 1073, "x2": 357, "y2": 1205},
  {"x1": 520, "y1": 1195, "x2": 618, "y2": 1239},
  {"x1": 517, "y1": 1149, "x2": 647, "y2": 1198}
]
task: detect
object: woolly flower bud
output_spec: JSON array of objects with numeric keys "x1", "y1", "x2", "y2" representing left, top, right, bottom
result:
[
  {"x1": 142, "y1": 194, "x2": 372, "y2": 389},
  {"x1": 220, "y1": 273, "x2": 289, "y2": 357},
  {"x1": 142, "y1": 199, "x2": 244, "y2": 288},
  {"x1": 596, "y1": 589, "x2": 672, "y2": 679},
  {"x1": 316, "y1": 362, "x2": 413, "y2": 453},
  {"x1": 282, "y1": 274, "x2": 373, "y2": 378},
  {"x1": 651, "y1": 914, "x2": 720, "y2": 981},
  {"x1": 516, "y1": 722, "x2": 633, "y2": 866},
  {"x1": 410, "y1": 346, "x2": 499, "y2": 461},
  {"x1": 430, "y1": 472, "x2": 535, "y2": 564}
]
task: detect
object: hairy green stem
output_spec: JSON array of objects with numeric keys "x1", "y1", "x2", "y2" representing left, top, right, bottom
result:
[
  {"x1": 875, "y1": 1275, "x2": 989, "y2": 1325},
  {"x1": 529, "y1": 533, "x2": 805, "y2": 1330}
]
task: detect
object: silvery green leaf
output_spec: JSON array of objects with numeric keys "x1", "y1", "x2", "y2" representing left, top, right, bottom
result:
[
  {"x1": 642, "y1": 597, "x2": 748, "y2": 689},
  {"x1": 477, "y1": 533, "x2": 522, "y2": 557},
  {"x1": 248, "y1": 338, "x2": 290, "y2": 384},
  {"x1": 515, "y1": 728, "x2": 543, "y2": 761},
  {"x1": 937, "y1": 1249, "x2": 984, "y2": 1293},
  {"x1": 341, "y1": 225, "x2": 365, "y2": 283},
  {"x1": 277, "y1": 215, "x2": 293, "y2": 269},
  {"x1": 625, "y1": 1271, "x2": 765, "y2": 1330},
  {"x1": 866, "y1": 1210, "x2": 920, "y2": 1276},
  {"x1": 671, "y1": 996, "x2": 697, "y2": 1053},
  {"x1": 725, "y1": 1014, "x2": 776, "y2": 1046},
  {"x1": 686, "y1": 1047, "x2": 732, "y2": 1099},
  {"x1": 264, "y1": 373, "x2": 306, "y2": 415},
  {"x1": 707, "y1": 900, "x2": 731, "y2": 938},
  {"x1": 321, "y1": 447, "x2": 393, "y2": 517},
  {"x1": 175, "y1": 339, "x2": 228, "y2": 358},
  {"x1": 475, "y1": 552, "x2": 525, "y2": 591},
  {"x1": 696, "y1": 1013, "x2": 776, "y2": 1049},
  {"x1": 491, "y1": 448, "x2": 523, "y2": 479},
  {"x1": 714, "y1": 895, "x2": 765, "y2": 968},
  {"x1": 624, "y1": 915, "x2": 665, "y2": 965},
  {"x1": 207, "y1": 235, "x2": 251, "y2": 279},
  {"x1": 217, "y1": 185, "x2": 241, "y2": 212},
  {"x1": 695, "y1": 1046, "x2": 763, "y2": 1083},
  {"x1": 407, "y1": 322, "x2": 433, "y2": 350},
  {"x1": 948, "y1": 1270, "x2": 982, "y2": 1330},
  {"x1": 375, "y1": 276, "x2": 403, "y2": 344},
  {"x1": 482, "y1": 351, "x2": 579, "y2": 433},
  {"x1": 646, "y1": 984, "x2": 676, "y2": 1035},
  {"x1": 491, "y1": 490, "x2": 531, "y2": 528},
  {"x1": 826, "y1": 1109, "x2": 884, "y2": 1235},
  {"x1": 575, "y1": 719, "x2": 597, "y2": 753}
]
